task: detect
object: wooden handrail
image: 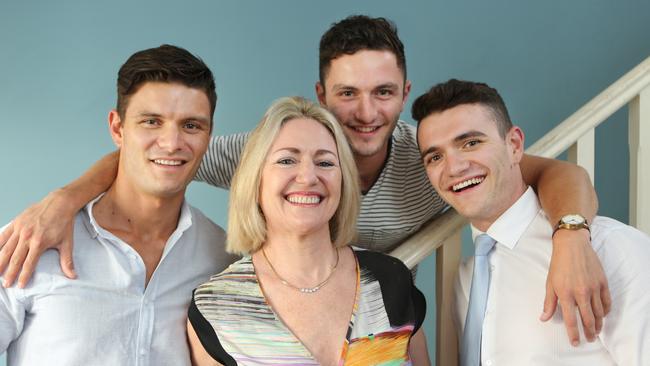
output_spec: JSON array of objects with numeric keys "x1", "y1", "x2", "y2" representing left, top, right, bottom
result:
[
  {"x1": 390, "y1": 208, "x2": 466, "y2": 269},
  {"x1": 528, "y1": 56, "x2": 650, "y2": 157}
]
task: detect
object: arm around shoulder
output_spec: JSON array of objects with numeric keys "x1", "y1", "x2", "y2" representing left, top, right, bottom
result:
[
  {"x1": 520, "y1": 154, "x2": 610, "y2": 347},
  {"x1": 0, "y1": 150, "x2": 119, "y2": 288},
  {"x1": 519, "y1": 154, "x2": 597, "y2": 222}
]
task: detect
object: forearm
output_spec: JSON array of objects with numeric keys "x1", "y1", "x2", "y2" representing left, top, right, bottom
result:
[
  {"x1": 524, "y1": 155, "x2": 609, "y2": 346},
  {"x1": 520, "y1": 154, "x2": 597, "y2": 223},
  {"x1": 0, "y1": 152, "x2": 119, "y2": 286},
  {"x1": 55, "y1": 150, "x2": 119, "y2": 214}
]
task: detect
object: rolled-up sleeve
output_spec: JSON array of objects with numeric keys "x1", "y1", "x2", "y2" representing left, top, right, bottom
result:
[{"x1": 194, "y1": 133, "x2": 249, "y2": 188}]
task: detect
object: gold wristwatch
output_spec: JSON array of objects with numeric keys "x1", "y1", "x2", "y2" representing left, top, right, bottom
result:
[{"x1": 553, "y1": 214, "x2": 590, "y2": 235}]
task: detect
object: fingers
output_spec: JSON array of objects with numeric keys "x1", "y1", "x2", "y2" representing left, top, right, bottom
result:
[
  {"x1": 0, "y1": 223, "x2": 14, "y2": 250},
  {"x1": 559, "y1": 299, "x2": 580, "y2": 347},
  {"x1": 576, "y1": 292, "x2": 596, "y2": 342},
  {"x1": 2, "y1": 236, "x2": 30, "y2": 289},
  {"x1": 600, "y1": 282, "x2": 612, "y2": 316},
  {"x1": 591, "y1": 291, "x2": 605, "y2": 336},
  {"x1": 0, "y1": 229, "x2": 20, "y2": 285},
  {"x1": 58, "y1": 235, "x2": 77, "y2": 280},
  {"x1": 540, "y1": 282, "x2": 558, "y2": 321},
  {"x1": 17, "y1": 247, "x2": 41, "y2": 289}
]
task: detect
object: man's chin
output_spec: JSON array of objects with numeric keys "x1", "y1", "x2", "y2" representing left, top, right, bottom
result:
[
  {"x1": 146, "y1": 185, "x2": 187, "y2": 199},
  {"x1": 349, "y1": 143, "x2": 384, "y2": 158}
]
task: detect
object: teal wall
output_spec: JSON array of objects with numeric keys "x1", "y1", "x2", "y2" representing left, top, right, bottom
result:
[{"x1": 1, "y1": 1, "x2": 649, "y2": 363}]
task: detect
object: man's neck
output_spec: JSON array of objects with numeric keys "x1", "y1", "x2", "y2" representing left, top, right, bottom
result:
[
  {"x1": 355, "y1": 145, "x2": 389, "y2": 194},
  {"x1": 471, "y1": 181, "x2": 528, "y2": 232},
  {"x1": 92, "y1": 177, "x2": 184, "y2": 245}
]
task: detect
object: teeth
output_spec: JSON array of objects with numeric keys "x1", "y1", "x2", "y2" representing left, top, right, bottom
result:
[
  {"x1": 354, "y1": 126, "x2": 379, "y2": 133},
  {"x1": 154, "y1": 159, "x2": 183, "y2": 166},
  {"x1": 287, "y1": 195, "x2": 321, "y2": 204},
  {"x1": 452, "y1": 177, "x2": 484, "y2": 192}
]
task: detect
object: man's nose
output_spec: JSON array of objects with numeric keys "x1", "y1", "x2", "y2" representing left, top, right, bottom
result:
[
  {"x1": 446, "y1": 151, "x2": 470, "y2": 176},
  {"x1": 158, "y1": 124, "x2": 183, "y2": 152},
  {"x1": 354, "y1": 95, "x2": 378, "y2": 124}
]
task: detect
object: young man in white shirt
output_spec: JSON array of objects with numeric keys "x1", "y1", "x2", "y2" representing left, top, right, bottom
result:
[
  {"x1": 414, "y1": 79, "x2": 650, "y2": 365},
  {"x1": 0, "y1": 44, "x2": 235, "y2": 365}
]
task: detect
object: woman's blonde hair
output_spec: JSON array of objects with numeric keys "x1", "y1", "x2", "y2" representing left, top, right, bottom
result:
[{"x1": 226, "y1": 96, "x2": 360, "y2": 255}]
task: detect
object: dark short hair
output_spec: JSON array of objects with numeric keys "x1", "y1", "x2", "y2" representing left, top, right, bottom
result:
[
  {"x1": 412, "y1": 79, "x2": 512, "y2": 137},
  {"x1": 116, "y1": 44, "x2": 216, "y2": 122},
  {"x1": 319, "y1": 15, "x2": 406, "y2": 86}
]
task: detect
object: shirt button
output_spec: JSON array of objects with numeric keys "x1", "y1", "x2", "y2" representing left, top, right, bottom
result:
[
  {"x1": 490, "y1": 265, "x2": 495, "y2": 271},
  {"x1": 140, "y1": 349, "x2": 147, "y2": 356},
  {"x1": 485, "y1": 360, "x2": 493, "y2": 366}
]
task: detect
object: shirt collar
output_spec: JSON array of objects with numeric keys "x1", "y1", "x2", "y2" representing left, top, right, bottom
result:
[
  {"x1": 470, "y1": 186, "x2": 541, "y2": 250},
  {"x1": 81, "y1": 193, "x2": 193, "y2": 242}
]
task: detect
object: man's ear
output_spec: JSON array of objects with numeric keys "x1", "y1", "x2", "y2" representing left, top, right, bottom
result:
[
  {"x1": 315, "y1": 81, "x2": 327, "y2": 107},
  {"x1": 401, "y1": 80, "x2": 412, "y2": 108},
  {"x1": 108, "y1": 110, "x2": 124, "y2": 148},
  {"x1": 506, "y1": 126, "x2": 525, "y2": 164}
]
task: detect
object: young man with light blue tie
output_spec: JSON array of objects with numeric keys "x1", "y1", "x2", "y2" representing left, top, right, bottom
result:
[{"x1": 414, "y1": 79, "x2": 650, "y2": 365}]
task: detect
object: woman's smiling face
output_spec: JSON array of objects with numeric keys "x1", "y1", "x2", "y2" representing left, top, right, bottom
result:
[{"x1": 259, "y1": 117, "x2": 342, "y2": 238}]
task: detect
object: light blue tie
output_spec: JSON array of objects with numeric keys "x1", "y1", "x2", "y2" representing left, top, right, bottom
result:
[{"x1": 461, "y1": 234, "x2": 496, "y2": 366}]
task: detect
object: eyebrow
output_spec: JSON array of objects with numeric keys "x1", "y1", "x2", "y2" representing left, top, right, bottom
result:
[
  {"x1": 271, "y1": 147, "x2": 338, "y2": 157},
  {"x1": 330, "y1": 82, "x2": 400, "y2": 92},
  {"x1": 134, "y1": 111, "x2": 211, "y2": 125},
  {"x1": 420, "y1": 130, "x2": 487, "y2": 158},
  {"x1": 134, "y1": 112, "x2": 163, "y2": 118}
]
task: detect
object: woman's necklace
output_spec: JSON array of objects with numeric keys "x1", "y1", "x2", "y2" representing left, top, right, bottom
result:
[{"x1": 262, "y1": 246, "x2": 340, "y2": 294}]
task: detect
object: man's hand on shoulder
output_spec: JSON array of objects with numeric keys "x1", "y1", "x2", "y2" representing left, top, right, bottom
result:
[
  {"x1": 541, "y1": 228, "x2": 611, "y2": 346},
  {"x1": 0, "y1": 190, "x2": 77, "y2": 288}
]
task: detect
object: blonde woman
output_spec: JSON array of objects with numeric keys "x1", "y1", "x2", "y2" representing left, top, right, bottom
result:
[{"x1": 187, "y1": 96, "x2": 429, "y2": 365}]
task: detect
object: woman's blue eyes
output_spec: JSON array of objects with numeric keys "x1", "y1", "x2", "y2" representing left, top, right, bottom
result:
[
  {"x1": 277, "y1": 158, "x2": 295, "y2": 165},
  {"x1": 276, "y1": 158, "x2": 336, "y2": 167}
]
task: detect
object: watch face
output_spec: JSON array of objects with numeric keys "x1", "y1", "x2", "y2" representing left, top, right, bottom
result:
[{"x1": 563, "y1": 214, "x2": 584, "y2": 225}]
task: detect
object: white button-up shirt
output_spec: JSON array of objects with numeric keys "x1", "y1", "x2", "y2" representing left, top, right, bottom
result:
[
  {"x1": 454, "y1": 187, "x2": 650, "y2": 365},
  {"x1": 0, "y1": 195, "x2": 236, "y2": 366}
]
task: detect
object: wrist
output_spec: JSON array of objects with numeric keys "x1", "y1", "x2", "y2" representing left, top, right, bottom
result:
[
  {"x1": 552, "y1": 227, "x2": 591, "y2": 246},
  {"x1": 553, "y1": 214, "x2": 590, "y2": 237},
  {"x1": 49, "y1": 187, "x2": 84, "y2": 214}
]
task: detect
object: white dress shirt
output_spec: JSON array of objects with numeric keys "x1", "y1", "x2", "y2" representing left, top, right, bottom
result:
[
  {"x1": 0, "y1": 195, "x2": 236, "y2": 366},
  {"x1": 454, "y1": 187, "x2": 650, "y2": 366}
]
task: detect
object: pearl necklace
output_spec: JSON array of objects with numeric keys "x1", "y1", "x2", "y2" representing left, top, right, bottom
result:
[{"x1": 262, "y1": 247, "x2": 340, "y2": 294}]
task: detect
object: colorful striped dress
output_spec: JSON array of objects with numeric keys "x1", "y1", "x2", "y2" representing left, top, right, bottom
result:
[{"x1": 189, "y1": 250, "x2": 426, "y2": 365}]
